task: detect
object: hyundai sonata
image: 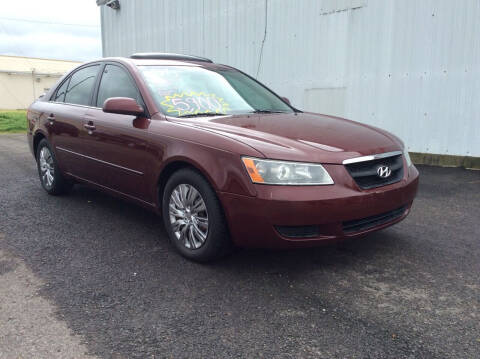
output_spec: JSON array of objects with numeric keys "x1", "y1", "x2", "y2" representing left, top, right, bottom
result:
[{"x1": 27, "y1": 53, "x2": 419, "y2": 261}]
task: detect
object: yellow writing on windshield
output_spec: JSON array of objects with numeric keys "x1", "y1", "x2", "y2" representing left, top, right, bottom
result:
[{"x1": 161, "y1": 92, "x2": 230, "y2": 116}]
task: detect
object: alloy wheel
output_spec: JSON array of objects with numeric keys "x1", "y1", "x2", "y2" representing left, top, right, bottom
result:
[
  {"x1": 39, "y1": 146, "x2": 55, "y2": 189},
  {"x1": 169, "y1": 184, "x2": 209, "y2": 249}
]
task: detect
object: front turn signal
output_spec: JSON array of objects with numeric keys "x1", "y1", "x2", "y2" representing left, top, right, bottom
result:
[{"x1": 242, "y1": 157, "x2": 265, "y2": 183}]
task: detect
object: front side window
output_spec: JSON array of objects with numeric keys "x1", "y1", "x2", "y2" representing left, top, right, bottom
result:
[
  {"x1": 139, "y1": 66, "x2": 293, "y2": 117},
  {"x1": 96, "y1": 65, "x2": 141, "y2": 107},
  {"x1": 64, "y1": 65, "x2": 100, "y2": 106}
]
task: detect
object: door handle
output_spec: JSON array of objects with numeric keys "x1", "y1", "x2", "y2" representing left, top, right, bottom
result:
[{"x1": 84, "y1": 122, "x2": 96, "y2": 135}]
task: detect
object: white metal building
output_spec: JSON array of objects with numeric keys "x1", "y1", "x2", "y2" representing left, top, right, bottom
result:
[{"x1": 99, "y1": 0, "x2": 480, "y2": 158}]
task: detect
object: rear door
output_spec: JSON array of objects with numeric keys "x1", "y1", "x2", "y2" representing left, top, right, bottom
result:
[
  {"x1": 48, "y1": 64, "x2": 101, "y2": 178},
  {"x1": 82, "y1": 63, "x2": 152, "y2": 202}
]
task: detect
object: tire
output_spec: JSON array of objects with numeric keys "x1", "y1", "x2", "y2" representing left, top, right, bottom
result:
[
  {"x1": 36, "y1": 139, "x2": 73, "y2": 195},
  {"x1": 162, "y1": 168, "x2": 232, "y2": 262}
]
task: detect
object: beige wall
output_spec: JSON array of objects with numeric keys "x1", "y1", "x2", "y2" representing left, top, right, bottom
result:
[
  {"x1": 0, "y1": 55, "x2": 81, "y2": 110},
  {"x1": 0, "y1": 73, "x2": 62, "y2": 109}
]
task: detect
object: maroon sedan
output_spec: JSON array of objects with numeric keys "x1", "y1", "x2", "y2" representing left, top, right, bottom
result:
[{"x1": 27, "y1": 53, "x2": 419, "y2": 261}]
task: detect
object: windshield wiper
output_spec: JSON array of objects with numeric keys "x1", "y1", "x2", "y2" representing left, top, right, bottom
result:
[
  {"x1": 250, "y1": 110, "x2": 288, "y2": 114},
  {"x1": 178, "y1": 113, "x2": 227, "y2": 118}
]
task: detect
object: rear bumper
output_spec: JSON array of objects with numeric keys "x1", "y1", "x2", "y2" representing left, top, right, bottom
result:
[{"x1": 218, "y1": 164, "x2": 419, "y2": 248}]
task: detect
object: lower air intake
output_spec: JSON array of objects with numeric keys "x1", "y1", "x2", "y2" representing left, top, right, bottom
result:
[
  {"x1": 275, "y1": 225, "x2": 320, "y2": 239},
  {"x1": 342, "y1": 206, "x2": 407, "y2": 234}
]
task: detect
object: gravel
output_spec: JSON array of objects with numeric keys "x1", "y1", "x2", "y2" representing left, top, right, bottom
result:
[{"x1": 1, "y1": 133, "x2": 479, "y2": 358}]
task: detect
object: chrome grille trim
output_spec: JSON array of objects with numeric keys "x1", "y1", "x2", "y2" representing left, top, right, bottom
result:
[{"x1": 342, "y1": 150, "x2": 403, "y2": 165}]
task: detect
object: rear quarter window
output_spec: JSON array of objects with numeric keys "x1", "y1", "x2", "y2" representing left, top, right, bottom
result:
[{"x1": 53, "y1": 78, "x2": 69, "y2": 102}]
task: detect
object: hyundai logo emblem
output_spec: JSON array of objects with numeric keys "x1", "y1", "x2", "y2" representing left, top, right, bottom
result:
[{"x1": 377, "y1": 165, "x2": 392, "y2": 178}]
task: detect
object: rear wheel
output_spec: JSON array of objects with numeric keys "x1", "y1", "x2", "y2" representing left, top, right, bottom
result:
[
  {"x1": 162, "y1": 168, "x2": 231, "y2": 262},
  {"x1": 36, "y1": 139, "x2": 72, "y2": 195}
]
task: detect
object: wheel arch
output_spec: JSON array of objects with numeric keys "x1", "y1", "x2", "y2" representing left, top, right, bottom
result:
[
  {"x1": 155, "y1": 157, "x2": 219, "y2": 210},
  {"x1": 33, "y1": 130, "x2": 48, "y2": 158}
]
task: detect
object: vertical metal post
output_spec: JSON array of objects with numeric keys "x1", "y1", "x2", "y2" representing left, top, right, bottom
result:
[{"x1": 31, "y1": 68, "x2": 36, "y2": 102}]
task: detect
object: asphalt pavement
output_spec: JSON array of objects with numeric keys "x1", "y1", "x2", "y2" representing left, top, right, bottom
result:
[{"x1": 0, "y1": 133, "x2": 479, "y2": 359}]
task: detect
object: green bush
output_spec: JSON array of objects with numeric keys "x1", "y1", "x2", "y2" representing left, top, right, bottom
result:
[{"x1": 0, "y1": 110, "x2": 27, "y2": 133}]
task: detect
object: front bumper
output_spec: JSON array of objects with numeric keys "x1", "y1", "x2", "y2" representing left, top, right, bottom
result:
[{"x1": 218, "y1": 164, "x2": 419, "y2": 248}]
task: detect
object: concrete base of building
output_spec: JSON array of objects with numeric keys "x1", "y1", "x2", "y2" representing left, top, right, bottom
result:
[{"x1": 410, "y1": 152, "x2": 480, "y2": 170}]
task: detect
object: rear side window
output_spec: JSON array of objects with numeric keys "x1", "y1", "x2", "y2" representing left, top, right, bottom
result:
[
  {"x1": 54, "y1": 78, "x2": 69, "y2": 102},
  {"x1": 96, "y1": 65, "x2": 141, "y2": 107},
  {"x1": 64, "y1": 65, "x2": 100, "y2": 106}
]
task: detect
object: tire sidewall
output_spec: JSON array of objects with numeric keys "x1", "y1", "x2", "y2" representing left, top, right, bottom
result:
[
  {"x1": 162, "y1": 169, "x2": 228, "y2": 261},
  {"x1": 36, "y1": 139, "x2": 66, "y2": 195}
]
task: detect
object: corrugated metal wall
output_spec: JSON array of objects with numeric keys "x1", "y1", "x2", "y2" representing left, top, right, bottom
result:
[{"x1": 101, "y1": 0, "x2": 480, "y2": 157}]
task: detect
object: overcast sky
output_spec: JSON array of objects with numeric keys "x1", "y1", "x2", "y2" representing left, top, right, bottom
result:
[{"x1": 0, "y1": 0, "x2": 101, "y2": 61}]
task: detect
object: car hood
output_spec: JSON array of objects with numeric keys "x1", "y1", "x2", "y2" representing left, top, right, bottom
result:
[{"x1": 170, "y1": 112, "x2": 403, "y2": 164}]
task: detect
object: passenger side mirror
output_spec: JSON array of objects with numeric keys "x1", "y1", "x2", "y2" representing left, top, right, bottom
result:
[
  {"x1": 281, "y1": 96, "x2": 291, "y2": 105},
  {"x1": 103, "y1": 97, "x2": 144, "y2": 116}
]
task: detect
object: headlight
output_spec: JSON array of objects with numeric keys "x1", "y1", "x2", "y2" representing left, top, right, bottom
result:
[
  {"x1": 404, "y1": 149, "x2": 413, "y2": 167},
  {"x1": 242, "y1": 157, "x2": 334, "y2": 185}
]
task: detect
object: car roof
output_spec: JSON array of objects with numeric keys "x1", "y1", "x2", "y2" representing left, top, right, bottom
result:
[
  {"x1": 130, "y1": 53, "x2": 213, "y2": 62},
  {"x1": 82, "y1": 56, "x2": 232, "y2": 71}
]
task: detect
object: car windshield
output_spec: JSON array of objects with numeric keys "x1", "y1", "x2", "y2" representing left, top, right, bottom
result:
[{"x1": 138, "y1": 65, "x2": 293, "y2": 117}]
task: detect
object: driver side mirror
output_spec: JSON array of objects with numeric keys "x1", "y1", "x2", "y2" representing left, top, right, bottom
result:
[
  {"x1": 103, "y1": 97, "x2": 144, "y2": 116},
  {"x1": 281, "y1": 96, "x2": 291, "y2": 105}
]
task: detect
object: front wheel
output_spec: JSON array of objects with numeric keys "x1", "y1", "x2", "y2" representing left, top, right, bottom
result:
[
  {"x1": 162, "y1": 168, "x2": 232, "y2": 262},
  {"x1": 36, "y1": 139, "x2": 72, "y2": 195}
]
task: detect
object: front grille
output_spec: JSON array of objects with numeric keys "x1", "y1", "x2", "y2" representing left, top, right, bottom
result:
[
  {"x1": 275, "y1": 225, "x2": 320, "y2": 239},
  {"x1": 344, "y1": 154, "x2": 404, "y2": 189},
  {"x1": 342, "y1": 206, "x2": 407, "y2": 234}
]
